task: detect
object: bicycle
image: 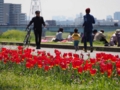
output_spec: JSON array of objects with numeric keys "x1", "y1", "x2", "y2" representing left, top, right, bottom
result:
[{"x1": 23, "y1": 28, "x2": 32, "y2": 47}]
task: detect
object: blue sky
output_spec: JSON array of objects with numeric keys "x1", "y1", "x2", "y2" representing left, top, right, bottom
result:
[{"x1": 4, "y1": 0, "x2": 120, "y2": 20}]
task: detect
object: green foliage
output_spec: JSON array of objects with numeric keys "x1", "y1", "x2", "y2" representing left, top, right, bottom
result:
[
  {"x1": 0, "y1": 67, "x2": 120, "y2": 90},
  {"x1": 0, "y1": 30, "x2": 35, "y2": 42},
  {"x1": 105, "y1": 31, "x2": 114, "y2": 41}
]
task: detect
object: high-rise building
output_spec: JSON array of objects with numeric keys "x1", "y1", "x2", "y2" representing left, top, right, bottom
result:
[
  {"x1": 114, "y1": 12, "x2": 120, "y2": 21},
  {"x1": 3, "y1": 3, "x2": 26, "y2": 25},
  {"x1": 3, "y1": 3, "x2": 10, "y2": 24},
  {"x1": 0, "y1": 0, "x2": 4, "y2": 24}
]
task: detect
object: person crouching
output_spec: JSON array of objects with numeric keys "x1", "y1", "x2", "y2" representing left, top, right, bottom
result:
[{"x1": 72, "y1": 28, "x2": 80, "y2": 52}]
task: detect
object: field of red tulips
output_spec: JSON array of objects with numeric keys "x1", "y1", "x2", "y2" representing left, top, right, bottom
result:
[{"x1": 0, "y1": 46, "x2": 120, "y2": 90}]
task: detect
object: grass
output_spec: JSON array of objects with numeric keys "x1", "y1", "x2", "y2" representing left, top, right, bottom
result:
[
  {"x1": 0, "y1": 68, "x2": 120, "y2": 90},
  {"x1": 0, "y1": 29, "x2": 115, "y2": 46}
]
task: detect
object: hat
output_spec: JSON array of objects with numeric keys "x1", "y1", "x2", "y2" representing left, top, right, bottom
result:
[
  {"x1": 115, "y1": 29, "x2": 120, "y2": 34},
  {"x1": 86, "y1": 8, "x2": 90, "y2": 14}
]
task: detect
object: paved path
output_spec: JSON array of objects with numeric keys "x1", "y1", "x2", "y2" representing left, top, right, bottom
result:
[{"x1": 0, "y1": 45, "x2": 120, "y2": 59}]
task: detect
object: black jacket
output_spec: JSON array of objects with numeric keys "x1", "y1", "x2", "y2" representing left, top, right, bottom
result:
[{"x1": 27, "y1": 16, "x2": 46, "y2": 29}]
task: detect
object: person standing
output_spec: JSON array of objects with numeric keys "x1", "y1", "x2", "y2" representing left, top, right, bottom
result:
[
  {"x1": 26, "y1": 11, "x2": 46, "y2": 49},
  {"x1": 83, "y1": 8, "x2": 95, "y2": 52},
  {"x1": 72, "y1": 28, "x2": 80, "y2": 52}
]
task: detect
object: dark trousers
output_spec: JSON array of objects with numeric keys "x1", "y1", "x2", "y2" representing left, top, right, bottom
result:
[
  {"x1": 84, "y1": 32, "x2": 93, "y2": 50},
  {"x1": 34, "y1": 29, "x2": 42, "y2": 48},
  {"x1": 100, "y1": 37, "x2": 109, "y2": 46}
]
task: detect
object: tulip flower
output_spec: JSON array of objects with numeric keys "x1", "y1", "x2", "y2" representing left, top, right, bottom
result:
[
  {"x1": 26, "y1": 62, "x2": 33, "y2": 69},
  {"x1": 117, "y1": 69, "x2": 120, "y2": 76},
  {"x1": 37, "y1": 61, "x2": 43, "y2": 68},
  {"x1": 78, "y1": 67, "x2": 83, "y2": 74},
  {"x1": 90, "y1": 69, "x2": 97, "y2": 76},
  {"x1": 68, "y1": 52, "x2": 72, "y2": 57},
  {"x1": 72, "y1": 60, "x2": 83, "y2": 69},
  {"x1": 44, "y1": 66, "x2": 50, "y2": 72},
  {"x1": 60, "y1": 61, "x2": 68, "y2": 70},
  {"x1": 90, "y1": 58, "x2": 96, "y2": 65}
]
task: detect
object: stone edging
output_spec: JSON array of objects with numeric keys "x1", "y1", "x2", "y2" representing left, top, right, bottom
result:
[{"x1": 0, "y1": 41, "x2": 120, "y2": 52}]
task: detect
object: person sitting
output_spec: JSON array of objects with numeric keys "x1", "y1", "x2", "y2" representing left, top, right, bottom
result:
[
  {"x1": 109, "y1": 30, "x2": 118, "y2": 46},
  {"x1": 116, "y1": 29, "x2": 120, "y2": 47},
  {"x1": 67, "y1": 32, "x2": 73, "y2": 41},
  {"x1": 92, "y1": 29, "x2": 98, "y2": 41},
  {"x1": 94, "y1": 30, "x2": 109, "y2": 46},
  {"x1": 53, "y1": 28, "x2": 64, "y2": 42}
]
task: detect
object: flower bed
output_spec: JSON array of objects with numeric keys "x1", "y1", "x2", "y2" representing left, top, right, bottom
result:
[{"x1": 0, "y1": 46, "x2": 120, "y2": 84}]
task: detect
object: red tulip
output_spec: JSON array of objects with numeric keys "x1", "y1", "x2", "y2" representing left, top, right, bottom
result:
[
  {"x1": 107, "y1": 63, "x2": 113, "y2": 72},
  {"x1": 47, "y1": 52, "x2": 51, "y2": 56},
  {"x1": 60, "y1": 61, "x2": 68, "y2": 70},
  {"x1": 78, "y1": 67, "x2": 83, "y2": 74},
  {"x1": 18, "y1": 46, "x2": 23, "y2": 50},
  {"x1": 117, "y1": 69, "x2": 120, "y2": 76},
  {"x1": 68, "y1": 52, "x2": 72, "y2": 57},
  {"x1": 116, "y1": 61, "x2": 120, "y2": 70},
  {"x1": 72, "y1": 60, "x2": 83, "y2": 69},
  {"x1": 37, "y1": 61, "x2": 43, "y2": 68},
  {"x1": 26, "y1": 62, "x2": 33, "y2": 69},
  {"x1": 49, "y1": 61, "x2": 55, "y2": 68},
  {"x1": 107, "y1": 71, "x2": 112, "y2": 78},
  {"x1": 63, "y1": 53, "x2": 67, "y2": 58},
  {"x1": 90, "y1": 58, "x2": 96, "y2": 65},
  {"x1": 84, "y1": 61, "x2": 92, "y2": 71},
  {"x1": 73, "y1": 54, "x2": 79, "y2": 58},
  {"x1": 90, "y1": 69, "x2": 97, "y2": 76},
  {"x1": 100, "y1": 62, "x2": 107, "y2": 74},
  {"x1": 115, "y1": 55, "x2": 119, "y2": 58},
  {"x1": 54, "y1": 59, "x2": 60, "y2": 66},
  {"x1": 44, "y1": 66, "x2": 50, "y2": 72}
]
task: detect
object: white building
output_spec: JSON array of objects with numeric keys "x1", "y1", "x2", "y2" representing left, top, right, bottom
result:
[
  {"x1": 56, "y1": 20, "x2": 74, "y2": 25},
  {"x1": 74, "y1": 13, "x2": 83, "y2": 25},
  {"x1": 96, "y1": 19, "x2": 114, "y2": 26},
  {"x1": 106, "y1": 15, "x2": 113, "y2": 21},
  {"x1": 114, "y1": 12, "x2": 120, "y2": 21}
]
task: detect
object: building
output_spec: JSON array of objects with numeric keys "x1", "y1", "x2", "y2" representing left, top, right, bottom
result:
[
  {"x1": 95, "y1": 19, "x2": 114, "y2": 26},
  {"x1": 106, "y1": 15, "x2": 113, "y2": 21},
  {"x1": 46, "y1": 20, "x2": 56, "y2": 26},
  {"x1": 3, "y1": 3, "x2": 26, "y2": 25},
  {"x1": 114, "y1": 12, "x2": 120, "y2": 21},
  {"x1": 3, "y1": 3, "x2": 10, "y2": 25},
  {"x1": 0, "y1": 0, "x2": 4, "y2": 24},
  {"x1": 74, "y1": 13, "x2": 83, "y2": 25},
  {"x1": 56, "y1": 20, "x2": 74, "y2": 26},
  {"x1": 19, "y1": 13, "x2": 27, "y2": 25},
  {"x1": 52, "y1": 16, "x2": 66, "y2": 21}
]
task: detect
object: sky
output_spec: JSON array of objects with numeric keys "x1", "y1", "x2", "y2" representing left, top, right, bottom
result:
[{"x1": 4, "y1": 0, "x2": 120, "y2": 20}]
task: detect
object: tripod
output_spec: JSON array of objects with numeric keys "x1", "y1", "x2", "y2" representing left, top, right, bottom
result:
[{"x1": 23, "y1": 28, "x2": 32, "y2": 47}]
